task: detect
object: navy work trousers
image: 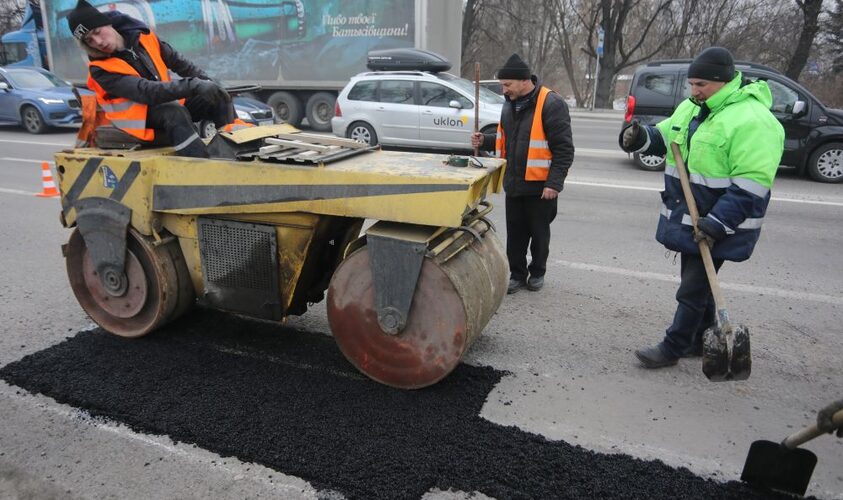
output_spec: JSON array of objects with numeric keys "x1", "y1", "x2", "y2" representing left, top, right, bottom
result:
[{"x1": 662, "y1": 252, "x2": 725, "y2": 357}]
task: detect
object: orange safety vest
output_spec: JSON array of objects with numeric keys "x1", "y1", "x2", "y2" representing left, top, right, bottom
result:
[
  {"x1": 86, "y1": 32, "x2": 175, "y2": 142},
  {"x1": 495, "y1": 86, "x2": 554, "y2": 181}
]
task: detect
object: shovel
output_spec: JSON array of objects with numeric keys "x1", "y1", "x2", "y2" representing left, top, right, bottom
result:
[
  {"x1": 669, "y1": 142, "x2": 751, "y2": 381},
  {"x1": 473, "y1": 62, "x2": 480, "y2": 157},
  {"x1": 741, "y1": 409, "x2": 843, "y2": 496}
]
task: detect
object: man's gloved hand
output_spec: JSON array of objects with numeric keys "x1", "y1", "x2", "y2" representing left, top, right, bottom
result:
[
  {"x1": 188, "y1": 78, "x2": 227, "y2": 106},
  {"x1": 693, "y1": 227, "x2": 716, "y2": 248},
  {"x1": 817, "y1": 399, "x2": 843, "y2": 436},
  {"x1": 694, "y1": 217, "x2": 726, "y2": 248},
  {"x1": 619, "y1": 120, "x2": 647, "y2": 152}
]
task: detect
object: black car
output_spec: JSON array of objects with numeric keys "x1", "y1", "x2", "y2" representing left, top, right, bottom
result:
[{"x1": 621, "y1": 59, "x2": 843, "y2": 183}]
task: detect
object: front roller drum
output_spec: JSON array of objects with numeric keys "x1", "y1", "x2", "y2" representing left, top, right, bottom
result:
[
  {"x1": 65, "y1": 227, "x2": 195, "y2": 338},
  {"x1": 327, "y1": 232, "x2": 507, "y2": 389}
]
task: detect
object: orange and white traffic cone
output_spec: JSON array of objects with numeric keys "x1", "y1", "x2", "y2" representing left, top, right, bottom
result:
[{"x1": 36, "y1": 162, "x2": 60, "y2": 198}]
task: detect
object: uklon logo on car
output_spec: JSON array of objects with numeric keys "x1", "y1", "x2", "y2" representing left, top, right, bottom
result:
[{"x1": 433, "y1": 116, "x2": 469, "y2": 127}]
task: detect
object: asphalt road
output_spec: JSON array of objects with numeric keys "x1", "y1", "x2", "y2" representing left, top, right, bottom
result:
[{"x1": 0, "y1": 114, "x2": 841, "y2": 499}]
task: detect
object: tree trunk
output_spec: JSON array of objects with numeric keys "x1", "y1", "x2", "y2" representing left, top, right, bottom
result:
[{"x1": 785, "y1": 0, "x2": 823, "y2": 81}]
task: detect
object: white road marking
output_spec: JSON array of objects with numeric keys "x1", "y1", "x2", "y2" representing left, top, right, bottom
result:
[
  {"x1": 0, "y1": 187, "x2": 40, "y2": 197},
  {"x1": 551, "y1": 259, "x2": 843, "y2": 306},
  {"x1": 0, "y1": 384, "x2": 314, "y2": 495},
  {"x1": 1, "y1": 157, "x2": 54, "y2": 164},
  {"x1": 0, "y1": 138, "x2": 70, "y2": 147},
  {"x1": 567, "y1": 179, "x2": 843, "y2": 207},
  {"x1": 575, "y1": 148, "x2": 628, "y2": 159}
]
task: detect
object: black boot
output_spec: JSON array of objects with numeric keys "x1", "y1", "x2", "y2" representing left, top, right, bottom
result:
[
  {"x1": 526, "y1": 275, "x2": 544, "y2": 291},
  {"x1": 507, "y1": 278, "x2": 525, "y2": 294}
]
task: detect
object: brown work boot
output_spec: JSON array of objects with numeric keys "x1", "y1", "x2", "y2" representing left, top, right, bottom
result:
[{"x1": 635, "y1": 344, "x2": 678, "y2": 368}]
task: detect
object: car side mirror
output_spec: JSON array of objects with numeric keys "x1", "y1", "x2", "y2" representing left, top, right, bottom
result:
[
  {"x1": 0, "y1": 82, "x2": 9, "y2": 91},
  {"x1": 449, "y1": 100, "x2": 462, "y2": 109},
  {"x1": 791, "y1": 100, "x2": 806, "y2": 117}
]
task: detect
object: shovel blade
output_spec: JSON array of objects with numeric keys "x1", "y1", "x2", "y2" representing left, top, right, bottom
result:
[
  {"x1": 702, "y1": 325, "x2": 751, "y2": 381},
  {"x1": 741, "y1": 440, "x2": 817, "y2": 496}
]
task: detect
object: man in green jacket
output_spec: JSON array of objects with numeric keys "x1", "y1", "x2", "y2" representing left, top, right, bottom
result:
[{"x1": 619, "y1": 47, "x2": 784, "y2": 368}]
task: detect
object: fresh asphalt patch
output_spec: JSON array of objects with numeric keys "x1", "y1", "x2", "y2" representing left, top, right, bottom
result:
[{"x1": 0, "y1": 310, "x2": 793, "y2": 499}]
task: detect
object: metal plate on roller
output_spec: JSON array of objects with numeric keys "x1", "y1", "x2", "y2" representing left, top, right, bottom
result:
[
  {"x1": 327, "y1": 248, "x2": 469, "y2": 389},
  {"x1": 81, "y1": 248, "x2": 147, "y2": 318}
]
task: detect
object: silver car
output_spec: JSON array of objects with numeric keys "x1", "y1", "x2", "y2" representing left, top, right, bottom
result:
[{"x1": 332, "y1": 70, "x2": 504, "y2": 151}]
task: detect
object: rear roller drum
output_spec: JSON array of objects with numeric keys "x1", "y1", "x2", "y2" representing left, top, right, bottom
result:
[
  {"x1": 65, "y1": 228, "x2": 195, "y2": 338},
  {"x1": 327, "y1": 233, "x2": 507, "y2": 389}
]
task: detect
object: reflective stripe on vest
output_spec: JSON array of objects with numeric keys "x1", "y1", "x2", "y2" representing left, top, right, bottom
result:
[
  {"x1": 87, "y1": 32, "x2": 172, "y2": 142},
  {"x1": 494, "y1": 86, "x2": 554, "y2": 180}
]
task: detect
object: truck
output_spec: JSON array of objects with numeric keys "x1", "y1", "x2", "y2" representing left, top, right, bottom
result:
[
  {"x1": 0, "y1": 1, "x2": 47, "y2": 68},
  {"x1": 3, "y1": 0, "x2": 462, "y2": 131}
]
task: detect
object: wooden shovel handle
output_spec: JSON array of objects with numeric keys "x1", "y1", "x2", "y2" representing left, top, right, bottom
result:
[
  {"x1": 474, "y1": 62, "x2": 480, "y2": 157},
  {"x1": 783, "y1": 409, "x2": 843, "y2": 449},
  {"x1": 669, "y1": 142, "x2": 727, "y2": 317}
]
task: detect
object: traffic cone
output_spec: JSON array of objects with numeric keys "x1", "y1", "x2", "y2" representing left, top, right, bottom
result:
[{"x1": 36, "y1": 162, "x2": 60, "y2": 198}]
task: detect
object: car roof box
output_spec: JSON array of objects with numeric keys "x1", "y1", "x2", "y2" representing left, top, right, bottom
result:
[{"x1": 366, "y1": 49, "x2": 452, "y2": 72}]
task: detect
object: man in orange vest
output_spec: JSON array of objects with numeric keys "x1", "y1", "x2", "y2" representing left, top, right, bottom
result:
[
  {"x1": 472, "y1": 54, "x2": 574, "y2": 294},
  {"x1": 67, "y1": 0, "x2": 235, "y2": 157}
]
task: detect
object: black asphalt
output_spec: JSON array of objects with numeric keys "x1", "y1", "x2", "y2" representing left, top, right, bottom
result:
[{"x1": 0, "y1": 309, "x2": 797, "y2": 499}]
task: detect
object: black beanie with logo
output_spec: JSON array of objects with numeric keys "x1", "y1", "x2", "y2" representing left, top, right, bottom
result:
[
  {"x1": 687, "y1": 47, "x2": 735, "y2": 82},
  {"x1": 67, "y1": 0, "x2": 111, "y2": 41},
  {"x1": 496, "y1": 53, "x2": 531, "y2": 80}
]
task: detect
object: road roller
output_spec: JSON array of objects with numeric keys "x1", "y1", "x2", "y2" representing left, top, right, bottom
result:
[{"x1": 54, "y1": 123, "x2": 508, "y2": 388}]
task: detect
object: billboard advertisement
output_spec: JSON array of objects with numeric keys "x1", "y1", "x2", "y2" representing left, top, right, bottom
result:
[{"x1": 43, "y1": 0, "x2": 416, "y2": 84}]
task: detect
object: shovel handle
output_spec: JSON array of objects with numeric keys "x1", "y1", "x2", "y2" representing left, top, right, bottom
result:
[
  {"x1": 669, "y1": 142, "x2": 728, "y2": 317},
  {"x1": 474, "y1": 62, "x2": 480, "y2": 157},
  {"x1": 783, "y1": 409, "x2": 843, "y2": 449}
]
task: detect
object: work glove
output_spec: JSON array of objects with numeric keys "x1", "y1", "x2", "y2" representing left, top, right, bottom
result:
[
  {"x1": 619, "y1": 120, "x2": 647, "y2": 152},
  {"x1": 188, "y1": 78, "x2": 227, "y2": 106},
  {"x1": 817, "y1": 399, "x2": 843, "y2": 437},
  {"x1": 694, "y1": 217, "x2": 726, "y2": 248}
]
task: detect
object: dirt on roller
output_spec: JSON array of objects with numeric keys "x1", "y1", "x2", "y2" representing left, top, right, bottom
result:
[{"x1": 0, "y1": 309, "x2": 800, "y2": 499}]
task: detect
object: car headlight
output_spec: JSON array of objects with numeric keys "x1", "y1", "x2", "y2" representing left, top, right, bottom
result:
[
  {"x1": 38, "y1": 97, "x2": 65, "y2": 105},
  {"x1": 236, "y1": 109, "x2": 251, "y2": 120}
]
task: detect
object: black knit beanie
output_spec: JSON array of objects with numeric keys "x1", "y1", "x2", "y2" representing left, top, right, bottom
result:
[
  {"x1": 68, "y1": 0, "x2": 111, "y2": 40},
  {"x1": 687, "y1": 47, "x2": 735, "y2": 82},
  {"x1": 496, "y1": 53, "x2": 531, "y2": 80}
]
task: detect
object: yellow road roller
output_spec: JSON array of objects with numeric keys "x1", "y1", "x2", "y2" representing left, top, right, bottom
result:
[{"x1": 55, "y1": 124, "x2": 508, "y2": 389}]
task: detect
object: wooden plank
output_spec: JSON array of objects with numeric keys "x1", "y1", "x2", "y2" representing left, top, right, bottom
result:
[
  {"x1": 258, "y1": 144, "x2": 285, "y2": 155},
  {"x1": 264, "y1": 137, "x2": 334, "y2": 152},
  {"x1": 273, "y1": 132, "x2": 369, "y2": 149}
]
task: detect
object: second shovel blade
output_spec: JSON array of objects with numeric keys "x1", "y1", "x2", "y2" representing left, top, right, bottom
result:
[{"x1": 702, "y1": 325, "x2": 751, "y2": 381}]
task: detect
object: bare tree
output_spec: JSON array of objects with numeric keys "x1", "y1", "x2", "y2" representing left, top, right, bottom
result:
[
  {"x1": 0, "y1": 0, "x2": 25, "y2": 37},
  {"x1": 784, "y1": 0, "x2": 824, "y2": 81},
  {"x1": 827, "y1": 0, "x2": 843, "y2": 73},
  {"x1": 583, "y1": 0, "x2": 686, "y2": 108}
]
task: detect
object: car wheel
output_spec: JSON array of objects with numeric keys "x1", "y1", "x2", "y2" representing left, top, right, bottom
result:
[
  {"x1": 198, "y1": 120, "x2": 217, "y2": 139},
  {"x1": 305, "y1": 92, "x2": 336, "y2": 132},
  {"x1": 21, "y1": 105, "x2": 48, "y2": 134},
  {"x1": 634, "y1": 152, "x2": 666, "y2": 171},
  {"x1": 267, "y1": 91, "x2": 303, "y2": 127},
  {"x1": 347, "y1": 122, "x2": 377, "y2": 146},
  {"x1": 807, "y1": 142, "x2": 843, "y2": 183}
]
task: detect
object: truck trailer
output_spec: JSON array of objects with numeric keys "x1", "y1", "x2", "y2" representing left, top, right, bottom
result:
[{"x1": 15, "y1": 0, "x2": 462, "y2": 131}]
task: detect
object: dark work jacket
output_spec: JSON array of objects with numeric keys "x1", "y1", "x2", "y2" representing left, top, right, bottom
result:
[
  {"x1": 480, "y1": 76, "x2": 575, "y2": 196},
  {"x1": 88, "y1": 11, "x2": 209, "y2": 105}
]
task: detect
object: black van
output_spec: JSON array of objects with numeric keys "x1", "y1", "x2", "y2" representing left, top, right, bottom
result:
[{"x1": 621, "y1": 59, "x2": 843, "y2": 183}]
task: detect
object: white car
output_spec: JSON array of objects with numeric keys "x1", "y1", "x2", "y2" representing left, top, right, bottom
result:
[{"x1": 332, "y1": 70, "x2": 504, "y2": 152}]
